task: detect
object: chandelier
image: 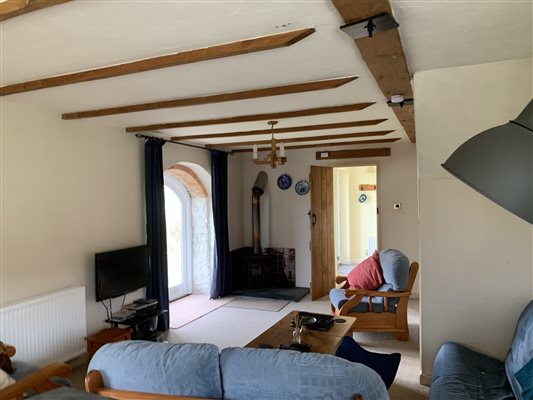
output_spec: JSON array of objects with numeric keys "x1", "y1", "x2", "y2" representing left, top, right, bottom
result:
[{"x1": 252, "y1": 121, "x2": 287, "y2": 169}]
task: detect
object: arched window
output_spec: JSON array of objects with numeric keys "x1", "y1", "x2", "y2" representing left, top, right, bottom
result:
[{"x1": 164, "y1": 175, "x2": 192, "y2": 301}]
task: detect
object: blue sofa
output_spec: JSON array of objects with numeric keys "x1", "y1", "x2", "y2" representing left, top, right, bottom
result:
[
  {"x1": 87, "y1": 341, "x2": 390, "y2": 400},
  {"x1": 429, "y1": 300, "x2": 533, "y2": 400}
]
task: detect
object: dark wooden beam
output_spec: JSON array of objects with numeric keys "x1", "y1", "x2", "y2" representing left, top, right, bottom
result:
[
  {"x1": 171, "y1": 119, "x2": 386, "y2": 141},
  {"x1": 127, "y1": 102, "x2": 375, "y2": 132},
  {"x1": 331, "y1": 0, "x2": 415, "y2": 142},
  {"x1": 61, "y1": 76, "x2": 357, "y2": 120},
  {"x1": 204, "y1": 130, "x2": 394, "y2": 148},
  {"x1": 0, "y1": 27, "x2": 315, "y2": 96},
  {"x1": 0, "y1": 0, "x2": 71, "y2": 21},
  {"x1": 316, "y1": 147, "x2": 391, "y2": 160},
  {"x1": 230, "y1": 138, "x2": 400, "y2": 152}
]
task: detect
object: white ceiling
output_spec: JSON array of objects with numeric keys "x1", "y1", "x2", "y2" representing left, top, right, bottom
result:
[{"x1": 1, "y1": 0, "x2": 531, "y2": 148}]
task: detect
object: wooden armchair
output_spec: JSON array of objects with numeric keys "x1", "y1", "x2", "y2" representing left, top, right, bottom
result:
[
  {"x1": 330, "y1": 250, "x2": 419, "y2": 341},
  {"x1": 0, "y1": 344, "x2": 72, "y2": 400}
]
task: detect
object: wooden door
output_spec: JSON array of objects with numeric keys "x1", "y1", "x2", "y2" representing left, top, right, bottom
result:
[{"x1": 309, "y1": 165, "x2": 335, "y2": 300}]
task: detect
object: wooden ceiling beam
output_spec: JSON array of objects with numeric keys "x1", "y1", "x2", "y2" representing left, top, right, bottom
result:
[
  {"x1": 331, "y1": 0, "x2": 416, "y2": 142},
  {"x1": 204, "y1": 130, "x2": 394, "y2": 148},
  {"x1": 127, "y1": 102, "x2": 375, "y2": 132},
  {"x1": 0, "y1": 0, "x2": 71, "y2": 21},
  {"x1": 0, "y1": 27, "x2": 315, "y2": 96},
  {"x1": 61, "y1": 76, "x2": 357, "y2": 120},
  {"x1": 170, "y1": 119, "x2": 386, "y2": 141},
  {"x1": 230, "y1": 138, "x2": 400, "y2": 152},
  {"x1": 316, "y1": 147, "x2": 391, "y2": 160}
]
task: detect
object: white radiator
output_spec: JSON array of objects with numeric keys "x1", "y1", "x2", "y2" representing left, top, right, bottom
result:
[{"x1": 0, "y1": 286, "x2": 87, "y2": 366}]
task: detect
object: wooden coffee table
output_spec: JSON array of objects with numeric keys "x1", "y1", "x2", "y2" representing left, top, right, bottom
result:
[{"x1": 245, "y1": 310, "x2": 356, "y2": 355}]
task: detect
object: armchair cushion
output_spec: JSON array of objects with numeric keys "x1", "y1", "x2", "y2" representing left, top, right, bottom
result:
[
  {"x1": 335, "y1": 336, "x2": 401, "y2": 389},
  {"x1": 505, "y1": 300, "x2": 533, "y2": 400},
  {"x1": 329, "y1": 284, "x2": 397, "y2": 314},
  {"x1": 347, "y1": 250, "x2": 383, "y2": 290},
  {"x1": 0, "y1": 369, "x2": 15, "y2": 389},
  {"x1": 379, "y1": 249, "x2": 409, "y2": 290}
]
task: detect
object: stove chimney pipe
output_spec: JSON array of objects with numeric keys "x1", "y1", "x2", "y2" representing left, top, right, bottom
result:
[{"x1": 252, "y1": 171, "x2": 268, "y2": 255}]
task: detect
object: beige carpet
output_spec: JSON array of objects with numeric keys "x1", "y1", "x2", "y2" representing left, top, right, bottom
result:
[
  {"x1": 353, "y1": 300, "x2": 429, "y2": 400},
  {"x1": 169, "y1": 294, "x2": 234, "y2": 329},
  {"x1": 222, "y1": 296, "x2": 289, "y2": 312}
]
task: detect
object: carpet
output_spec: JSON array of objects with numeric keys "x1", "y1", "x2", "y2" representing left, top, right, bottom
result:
[
  {"x1": 231, "y1": 287, "x2": 310, "y2": 302},
  {"x1": 222, "y1": 296, "x2": 289, "y2": 312},
  {"x1": 169, "y1": 294, "x2": 234, "y2": 329}
]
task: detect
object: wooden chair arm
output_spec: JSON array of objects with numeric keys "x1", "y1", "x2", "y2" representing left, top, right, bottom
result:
[
  {"x1": 344, "y1": 288, "x2": 412, "y2": 298},
  {"x1": 335, "y1": 275, "x2": 349, "y2": 289},
  {"x1": 86, "y1": 370, "x2": 214, "y2": 400},
  {"x1": 0, "y1": 362, "x2": 71, "y2": 400}
]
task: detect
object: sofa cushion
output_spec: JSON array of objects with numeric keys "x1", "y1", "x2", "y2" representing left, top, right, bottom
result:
[
  {"x1": 379, "y1": 249, "x2": 409, "y2": 290},
  {"x1": 88, "y1": 341, "x2": 222, "y2": 399},
  {"x1": 220, "y1": 347, "x2": 389, "y2": 400},
  {"x1": 505, "y1": 300, "x2": 533, "y2": 400},
  {"x1": 515, "y1": 358, "x2": 533, "y2": 400},
  {"x1": 347, "y1": 250, "x2": 383, "y2": 290},
  {"x1": 335, "y1": 336, "x2": 401, "y2": 389},
  {"x1": 429, "y1": 342, "x2": 514, "y2": 400}
]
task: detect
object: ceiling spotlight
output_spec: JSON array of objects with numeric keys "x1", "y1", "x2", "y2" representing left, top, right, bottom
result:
[
  {"x1": 387, "y1": 95, "x2": 413, "y2": 108},
  {"x1": 340, "y1": 13, "x2": 399, "y2": 39}
]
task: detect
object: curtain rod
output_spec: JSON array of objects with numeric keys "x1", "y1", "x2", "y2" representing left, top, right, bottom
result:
[{"x1": 134, "y1": 133, "x2": 232, "y2": 154}]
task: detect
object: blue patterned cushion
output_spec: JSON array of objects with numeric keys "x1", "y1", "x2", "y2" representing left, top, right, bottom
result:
[
  {"x1": 335, "y1": 336, "x2": 401, "y2": 389},
  {"x1": 506, "y1": 300, "x2": 533, "y2": 400},
  {"x1": 515, "y1": 358, "x2": 533, "y2": 400},
  {"x1": 220, "y1": 347, "x2": 389, "y2": 400},
  {"x1": 88, "y1": 341, "x2": 222, "y2": 399},
  {"x1": 379, "y1": 249, "x2": 409, "y2": 290}
]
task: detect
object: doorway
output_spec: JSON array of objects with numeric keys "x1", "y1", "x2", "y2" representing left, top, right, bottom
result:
[
  {"x1": 334, "y1": 165, "x2": 379, "y2": 275},
  {"x1": 164, "y1": 175, "x2": 192, "y2": 301}
]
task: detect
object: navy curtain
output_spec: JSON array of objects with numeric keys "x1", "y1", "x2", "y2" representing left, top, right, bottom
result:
[
  {"x1": 210, "y1": 150, "x2": 231, "y2": 299},
  {"x1": 144, "y1": 138, "x2": 169, "y2": 331}
]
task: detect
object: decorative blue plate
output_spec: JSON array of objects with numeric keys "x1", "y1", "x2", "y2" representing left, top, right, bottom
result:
[
  {"x1": 295, "y1": 180, "x2": 310, "y2": 195},
  {"x1": 277, "y1": 174, "x2": 292, "y2": 190}
]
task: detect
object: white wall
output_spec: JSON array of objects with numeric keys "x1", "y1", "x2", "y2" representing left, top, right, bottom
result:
[
  {"x1": 0, "y1": 102, "x2": 245, "y2": 335},
  {"x1": 415, "y1": 57, "x2": 533, "y2": 380},
  {"x1": 1, "y1": 100, "x2": 146, "y2": 334},
  {"x1": 240, "y1": 141, "x2": 419, "y2": 291}
]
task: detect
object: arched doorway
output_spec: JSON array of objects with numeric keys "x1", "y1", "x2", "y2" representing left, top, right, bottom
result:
[{"x1": 164, "y1": 163, "x2": 213, "y2": 301}]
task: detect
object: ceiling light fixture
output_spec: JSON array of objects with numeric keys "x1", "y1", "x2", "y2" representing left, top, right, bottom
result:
[
  {"x1": 252, "y1": 121, "x2": 287, "y2": 169},
  {"x1": 340, "y1": 13, "x2": 399, "y2": 39},
  {"x1": 387, "y1": 95, "x2": 413, "y2": 108}
]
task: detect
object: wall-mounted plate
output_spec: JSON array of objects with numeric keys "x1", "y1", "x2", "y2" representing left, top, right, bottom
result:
[
  {"x1": 277, "y1": 174, "x2": 292, "y2": 190},
  {"x1": 295, "y1": 180, "x2": 310, "y2": 195}
]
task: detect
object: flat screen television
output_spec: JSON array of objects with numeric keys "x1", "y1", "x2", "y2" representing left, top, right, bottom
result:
[{"x1": 95, "y1": 245, "x2": 150, "y2": 302}]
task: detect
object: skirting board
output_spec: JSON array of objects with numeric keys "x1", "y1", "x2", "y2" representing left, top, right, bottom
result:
[{"x1": 419, "y1": 372, "x2": 431, "y2": 386}]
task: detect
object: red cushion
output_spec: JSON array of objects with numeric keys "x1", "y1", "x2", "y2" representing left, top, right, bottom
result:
[{"x1": 347, "y1": 250, "x2": 383, "y2": 290}]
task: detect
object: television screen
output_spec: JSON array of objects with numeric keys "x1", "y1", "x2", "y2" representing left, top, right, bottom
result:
[{"x1": 95, "y1": 245, "x2": 150, "y2": 302}]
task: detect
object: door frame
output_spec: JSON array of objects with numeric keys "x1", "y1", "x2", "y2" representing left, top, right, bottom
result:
[{"x1": 333, "y1": 162, "x2": 381, "y2": 269}]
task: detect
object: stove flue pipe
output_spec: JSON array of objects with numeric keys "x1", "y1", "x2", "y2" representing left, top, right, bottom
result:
[{"x1": 252, "y1": 171, "x2": 268, "y2": 255}]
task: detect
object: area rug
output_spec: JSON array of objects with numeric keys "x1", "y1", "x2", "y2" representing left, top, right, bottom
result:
[
  {"x1": 169, "y1": 294, "x2": 234, "y2": 329},
  {"x1": 222, "y1": 296, "x2": 289, "y2": 312},
  {"x1": 231, "y1": 287, "x2": 310, "y2": 302}
]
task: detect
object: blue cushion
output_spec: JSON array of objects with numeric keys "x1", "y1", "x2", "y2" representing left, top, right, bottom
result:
[
  {"x1": 335, "y1": 336, "x2": 401, "y2": 389},
  {"x1": 329, "y1": 288, "x2": 349, "y2": 309},
  {"x1": 515, "y1": 358, "x2": 533, "y2": 400},
  {"x1": 379, "y1": 249, "x2": 409, "y2": 290},
  {"x1": 329, "y1": 284, "x2": 397, "y2": 313},
  {"x1": 505, "y1": 300, "x2": 533, "y2": 400},
  {"x1": 30, "y1": 387, "x2": 109, "y2": 399},
  {"x1": 88, "y1": 341, "x2": 222, "y2": 399},
  {"x1": 220, "y1": 347, "x2": 389, "y2": 400},
  {"x1": 429, "y1": 342, "x2": 514, "y2": 400}
]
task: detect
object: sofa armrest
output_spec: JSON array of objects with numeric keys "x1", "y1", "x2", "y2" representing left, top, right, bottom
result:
[{"x1": 0, "y1": 363, "x2": 71, "y2": 400}]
